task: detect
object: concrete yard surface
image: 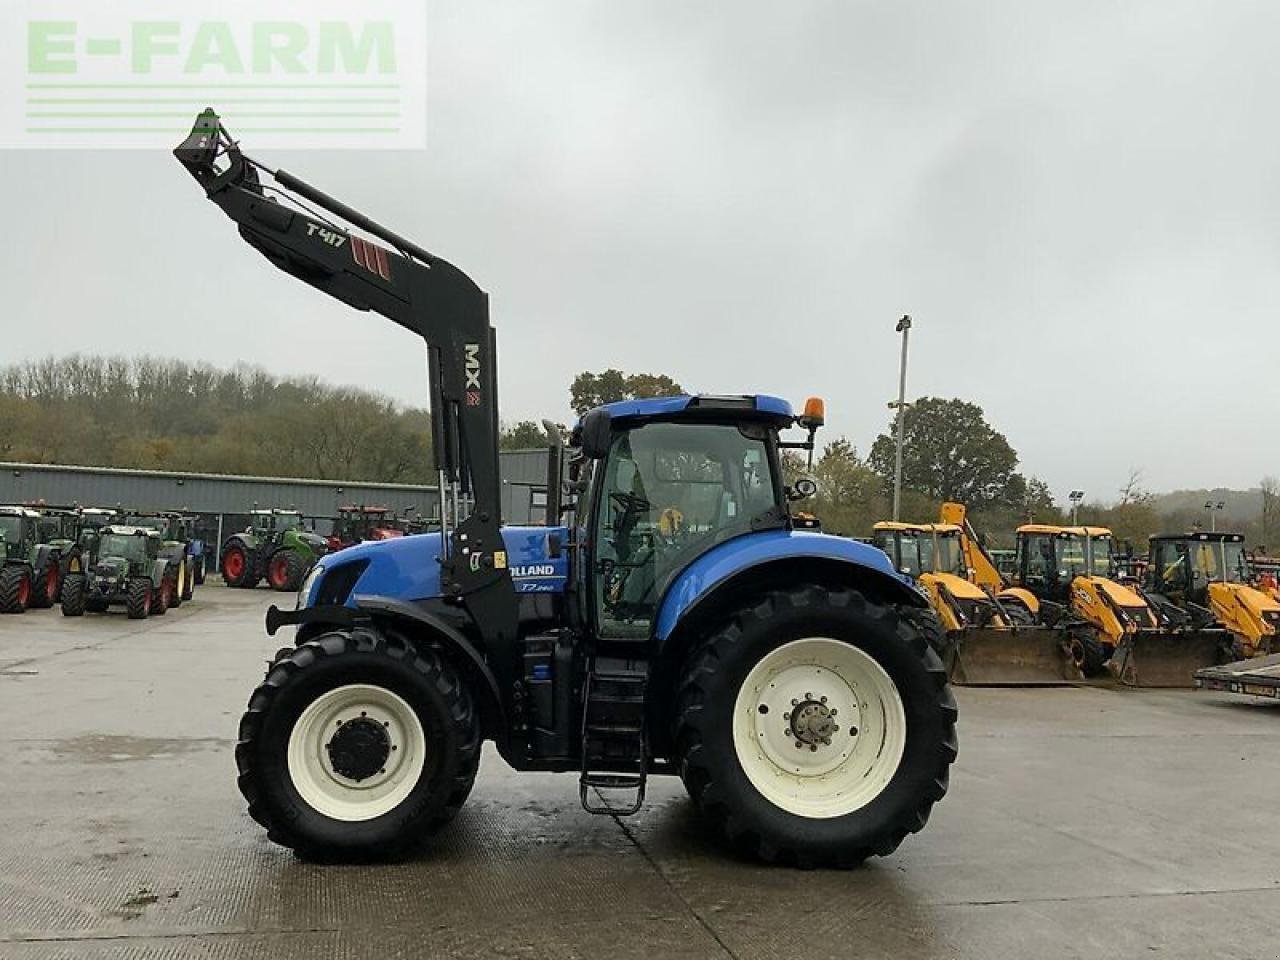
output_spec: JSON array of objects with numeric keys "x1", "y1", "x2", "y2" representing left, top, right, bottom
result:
[{"x1": 1, "y1": 584, "x2": 1278, "y2": 959}]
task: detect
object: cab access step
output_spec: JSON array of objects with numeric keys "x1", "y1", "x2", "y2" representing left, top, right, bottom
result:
[{"x1": 580, "y1": 657, "x2": 648, "y2": 815}]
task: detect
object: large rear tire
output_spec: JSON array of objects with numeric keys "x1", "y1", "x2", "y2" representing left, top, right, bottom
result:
[
  {"x1": 29, "y1": 562, "x2": 58, "y2": 609},
  {"x1": 60, "y1": 573, "x2": 86, "y2": 617},
  {"x1": 1068, "y1": 629, "x2": 1111, "y2": 677},
  {"x1": 0, "y1": 565, "x2": 32, "y2": 614},
  {"x1": 674, "y1": 586, "x2": 956, "y2": 867},
  {"x1": 181, "y1": 559, "x2": 195, "y2": 601},
  {"x1": 236, "y1": 628, "x2": 480, "y2": 861}
]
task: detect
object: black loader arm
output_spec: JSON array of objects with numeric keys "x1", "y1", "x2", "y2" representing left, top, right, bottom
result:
[{"x1": 175, "y1": 110, "x2": 515, "y2": 637}]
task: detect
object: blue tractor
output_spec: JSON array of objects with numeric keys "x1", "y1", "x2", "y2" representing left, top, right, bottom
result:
[{"x1": 176, "y1": 111, "x2": 956, "y2": 867}]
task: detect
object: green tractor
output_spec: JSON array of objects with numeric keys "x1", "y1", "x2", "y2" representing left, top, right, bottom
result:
[
  {"x1": 219, "y1": 509, "x2": 327, "y2": 592},
  {"x1": 0, "y1": 505, "x2": 74, "y2": 612},
  {"x1": 125, "y1": 511, "x2": 202, "y2": 603},
  {"x1": 60, "y1": 525, "x2": 179, "y2": 619}
]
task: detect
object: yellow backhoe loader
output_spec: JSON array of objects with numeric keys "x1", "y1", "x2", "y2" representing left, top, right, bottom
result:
[
  {"x1": 873, "y1": 518, "x2": 1066, "y2": 685},
  {"x1": 1006, "y1": 524, "x2": 1219, "y2": 687},
  {"x1": 1145, "y1": 532, "x2": 1280, "y2": 660}
]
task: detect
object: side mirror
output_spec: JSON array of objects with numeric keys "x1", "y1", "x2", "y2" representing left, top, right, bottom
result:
[
  {"x1": 789, "y1": 477, "x2": 818, "y2": 501},
  {"x1": 580, "y1": 409, "x2": 613, "y2": 460}
]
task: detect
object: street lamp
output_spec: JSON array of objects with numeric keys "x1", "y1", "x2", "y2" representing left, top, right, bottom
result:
[
  {"x1": 891, "y1": 314, "x2": 912, "y2": 522},
  {"x1": 1204, "y1": 499, "x2": 1225, "y2": 532},
  {"x1": 1068, "y1": 490, "x2": 1085, "y2": 525}
]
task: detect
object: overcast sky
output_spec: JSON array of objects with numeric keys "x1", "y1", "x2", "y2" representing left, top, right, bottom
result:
[{"x1": 4, "y1": 1, "x2": 1278, "y2": 504}]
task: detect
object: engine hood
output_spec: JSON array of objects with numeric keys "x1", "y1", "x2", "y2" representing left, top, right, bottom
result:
[{"x1": 308, "y1": 526, "x2": 570, "y2": 608}]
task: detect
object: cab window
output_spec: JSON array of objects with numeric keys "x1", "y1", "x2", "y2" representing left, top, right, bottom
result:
[{"x1": 593, "y1": 422, "x2": 777, "y2": 637}]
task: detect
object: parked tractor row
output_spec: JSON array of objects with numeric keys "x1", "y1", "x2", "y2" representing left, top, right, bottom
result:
[
  {"x1": 0, "y1": 504, "x2": 205, "y2": 619},
  {"x1": 871, "y1": 503, "x2": 1280, "y2": 689}
]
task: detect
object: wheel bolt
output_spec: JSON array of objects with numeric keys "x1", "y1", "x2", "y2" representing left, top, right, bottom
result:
[
  {"x1": 805, "y1": 691, "x2": 812, "y2": 699},
  {"x1": 820, "y1": 696, "x2": 827, "y2": 703},
  {"x1": 795, "y1": 741, "x2": 803, "y2": 749},
  {"x1": 830, "y1": 709, "x2": 838, "y2": 717},
  {"x1": 850, "y1": 725, "x2": 859, "y2": 736},
  {"x1": 809, "y1": 744, "x2": 817, "y2": 752},
  {"x1": 791, "y1": 699, "x2": 798, "y2": 706},
  {"x1": 832, "y1": 725, "x2": 839, "y2": 733},
  {"x1": 783, "y1": 712, "x2": 790, "y2": 721}
]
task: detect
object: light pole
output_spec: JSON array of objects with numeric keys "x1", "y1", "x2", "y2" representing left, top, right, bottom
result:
[
  {"x1": 1204, "y1": 499, "x2": 1225, "y2": 532},
  {"x1": 1068, "y1": 490, "x2": 1085, "y2": 525},
  {"x1": 891, "y1": 315, "x2": 912, "y2": 522}
]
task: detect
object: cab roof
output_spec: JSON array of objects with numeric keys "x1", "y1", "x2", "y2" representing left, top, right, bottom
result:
[
  {"x1": 0, "y1": 505, "x2": 39, "y2": 518},
  {"x1": 873, "y1": 521, "x2": 963, "y2": 535},
  {"x1": 1017, "y1": 524, "x2": 1114, "y2": 537},
  {"x1": 101, "y1": 525, "x2": 159, "y2": 537},
  {"x1": 592, "y1": 394, "x2": 794, "y2": 426},
  {"x1": 1151, "y1": 531, "x2": 1244, "y2": 543}
]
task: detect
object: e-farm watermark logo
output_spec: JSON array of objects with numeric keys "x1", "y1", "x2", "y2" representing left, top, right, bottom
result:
[{"x1": 0, "y1": 1, "x2": 425, "y2": 149}]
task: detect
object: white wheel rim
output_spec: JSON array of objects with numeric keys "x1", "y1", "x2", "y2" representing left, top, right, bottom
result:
[
  {"x1": 732, "y1": 637, "x2": 907, "y2": 819},
  {"x1": 286, "y1": 684, "x2": 427, "y2": 822}
]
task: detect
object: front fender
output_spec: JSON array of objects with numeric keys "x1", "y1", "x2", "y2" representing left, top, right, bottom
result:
[{"x1": 654, "y1": 529, "x2": 923, "y2": 642}]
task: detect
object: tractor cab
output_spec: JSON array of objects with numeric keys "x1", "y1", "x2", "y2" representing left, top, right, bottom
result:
[
  {"x1": 1147, "y1": 532, "x2": 1280, "y2": 656},
  {"x1": 332, "y1": 505, "x2": 403, "y2": 550},
  {"x1": 251, "y1": 509, "x2": 304, "y2": 537},
  {"x1": 574, "y1": 395, "x2": 803, "y2": 639},
  {"x1": 1013, "y1": 524, "x2": 1116, "y2": 604},
  {"x1": 872, "y1": 522, "x2": 967, "y2": 579},
  {"x1": 1149, "y1": 532, "x2": 1249, "y2": 602},
  {"x1": 0, "y1": 506, "x2": 39, "y2": 561}
]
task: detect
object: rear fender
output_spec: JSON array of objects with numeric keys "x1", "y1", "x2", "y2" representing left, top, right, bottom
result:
[
  {"x1": 649, "y1": 532, "x2": 926, "y2": 756},
  {"x1": 352, "y1": 595, "x2": 507, "y2": 748},
  {"x1": 31, "y1": 544, "x2": 58, "y2": 576}
]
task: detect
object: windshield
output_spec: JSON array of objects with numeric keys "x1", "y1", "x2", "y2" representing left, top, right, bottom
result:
[
  {"x1": 0, "y1": 516, "x2": 21, "y2": 543},
  {"x1": 98, "y1": 534, "x2": 147, "y2": 562},
  {"x1": 1087, "y1": 535, "x2": 1114, "y2": 577},
  {"x1": 1058, "y1": 535, "x2": 1088, "y2": 577},
  {"x1": 269, "y1": 513, "x2": 303, "y2": 532},
  {"x1": 933, "y1": 533, "x2": 965, "y2": 576},
  {"x1": 1189, "y1": 539, "x2": 1248, "y2": 584}
]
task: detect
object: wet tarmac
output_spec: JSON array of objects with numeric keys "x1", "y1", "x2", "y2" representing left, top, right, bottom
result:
[{"x1": 2, "y1": 583, "x2": 1278, "y2": 959}]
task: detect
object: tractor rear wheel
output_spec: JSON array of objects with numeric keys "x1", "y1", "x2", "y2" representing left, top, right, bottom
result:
[
  {"x1": 60, "y1": 574, "x2": 86, "y2": 617},
  {"x1": 674, "y1": 586, "x2": 956, "y2": 867},
  {"x1": 126, "y1": 578, "x2": 152, "y2": 620},
  {"x1": 0, "y1": 565, "x2": 32, "y2": 614},
  {"x1": 267, "y1": 551, "x2": 306, "y2": 592},
  {"x1": 221, "y1": 546, "x2": 256, "y2": 588},
  {"x1": 29, "y1": 563, "x2": 58, "y2": 609},
  {"x1": 150, "y1": 574, "x2": 174, "y2": 616},
  {"x1": 236, "y1": 628, "x2": 480, "y2": 860},
  {"x1": 181, "y1": 561, "x2": 195, "y2": 601}
]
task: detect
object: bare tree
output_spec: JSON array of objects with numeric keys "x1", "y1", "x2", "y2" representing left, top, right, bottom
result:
[{"x1": 1261, "y1": 476, "x2": 1279, "y2": 553}]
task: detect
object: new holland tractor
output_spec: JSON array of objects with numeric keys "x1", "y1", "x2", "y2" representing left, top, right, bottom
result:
[
  {"x1": 176, "y1": 110, "x2": 956, "y2": 867},
  {"x1": 872, "y1": 519, "x2": 1061, "y2": 685},
  {"x1": 1145, "y1": 531, "x2": 1280, "y2": 661},
  {"x1": 220, "y1": 509, "x2": 328, "y2": 592},
  {"x1": 59, "y1": 526, "x2": 179, "y2": 619}
]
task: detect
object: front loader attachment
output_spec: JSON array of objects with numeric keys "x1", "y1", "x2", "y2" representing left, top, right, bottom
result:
[
  {"x1": 943, "y1": 625, "x2": 1071, "y2": 686},
  {"x1": 1109, "y1": 629, "x2": 1226, "y2": 688}
]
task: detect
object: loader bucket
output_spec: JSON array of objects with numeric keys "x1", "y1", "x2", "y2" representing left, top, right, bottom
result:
[
  {"x1": 1109, "y1": 629, "x2": 1226, "y2": 688},
  {"x1": 944, "y1": 626, "x2": 1071, "y2": 686}
]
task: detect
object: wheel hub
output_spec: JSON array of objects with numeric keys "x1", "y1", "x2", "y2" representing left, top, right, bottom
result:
[
  {"x1": 788, "y1": 699, "x2": 836, "y2": 745},
  {"x1": 326, "y1": 716, "x2": 391, "y2": 782}
]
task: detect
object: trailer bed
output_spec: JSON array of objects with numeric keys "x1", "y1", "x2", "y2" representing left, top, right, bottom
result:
[{"x1": 1195, "y1": 653, "x2": 1280, "y2": 699}]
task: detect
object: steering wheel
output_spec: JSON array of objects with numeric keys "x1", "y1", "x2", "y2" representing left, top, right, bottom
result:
[{"x1": 609, "y1": 491, "x2": 651, "y2": 515}]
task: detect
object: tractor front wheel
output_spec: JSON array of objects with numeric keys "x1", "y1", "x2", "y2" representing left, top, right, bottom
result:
[
  {"x1": 221, "y1": 546, "x2": 257, "y2": 588},
  {"x1": 181, "y1": 561, "x2": 195, "y2": 601},
  {"x1": 60, "y1": 574, "x2": 86, "y2": 617},
  {"x1": 674, "y1": 586, "x2": 956, "y2": 867},
  {"x1": 267, "y1": 551, "x2": 306, "y2": 592},
  {"x1": 0, "y1": 565, "x2": 32, "y2": 614},
  {"x1": 1067, "y1": 630, "x2": 1111, "y2": 678},
  {"x1": 126, "y1": 578, "x2": 152, "y2": 620},
  {"x1": 236, "y1": 629, "x2": 480, "y2": 860}
]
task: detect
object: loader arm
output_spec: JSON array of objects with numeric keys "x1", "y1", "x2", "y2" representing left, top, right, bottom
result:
[{"x1": 174, "y1": 110, "x2": 515, "y2": 636}]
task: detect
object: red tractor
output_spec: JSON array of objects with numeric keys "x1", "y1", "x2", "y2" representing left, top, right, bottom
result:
[{"x1": 326, "y1": 505, "x2": 405, "y2": 552}]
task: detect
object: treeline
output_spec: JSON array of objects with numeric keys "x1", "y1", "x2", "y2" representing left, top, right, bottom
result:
[{"x1": 0, "y1": 356, "x2": 434, "y2": 483}]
